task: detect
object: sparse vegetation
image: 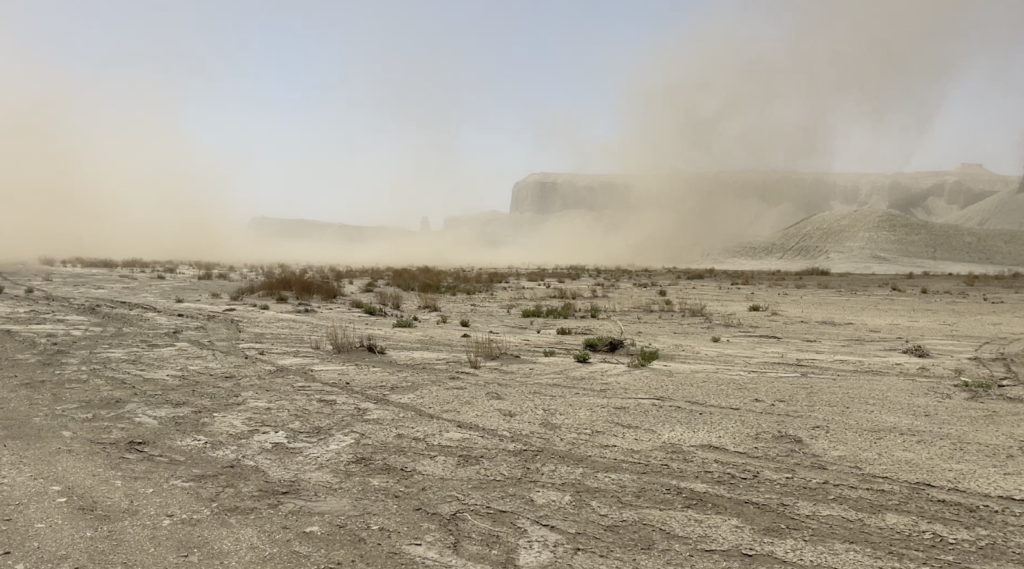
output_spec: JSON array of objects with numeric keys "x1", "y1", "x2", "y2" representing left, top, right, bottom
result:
[
  {"x1": 362, "y1": 304, "x2": 385, "y2": 317},
  {"x1": 795, "y1": 267, "x2": 831, "y2": 276},
  {"x1": 556, "y1": 327, "x2": 573, "y2": 335},
  {"x1": 198, "y1": 270, "x2": 214, "y2": 281},
  {"x1": 156, "y1": 273, "x2": 167, "y2": 280},
  {"x1": 959, "y1": 379, "x2": 994, "y2": 389},
  {"x1": 747, "y1": 303, "x2": 769, "y2": 312},
  {"x1": 418, "y1": 293, "x2": 441, "y2": 312},
  {"x1": 327, "y1": 324, "x2": 358, "y2": 353},
  {"x1": 466, "y1": 333, "x2": 508, "y2": 367},
  {"x1": 392, "y1": 316, "x2": 416, "y2": 328},
  {"x1": 588, "y1": 303, "x2": 601, "y2": 319},
  {"x1": 360, "y1": 334, "x2": 387, "y2": 354},
  {"x1": 542, "y1": 349, "x2": 556, "y2": 357},
  {"x1": 628, "y1": 347, "x2": 660, "y2": 367},
  {"x1": 0, "y1": 285, "x2": 4, "y2": 294},
  {"x1": 210, "y1": 291, "x2": 222, "y2": 298},
  {"x1": 459, "y1": 318, "x2": 470, "y2": 327},
  {"x1": 439, "y1": 314, "x2": 449, "y2": 324},
  {"x1": 901, "y1": 343, "x2": 931, "y2": 358},
  {"x1": 24, "y1": 286, "x2": 35, "y2": 295},
  {"x1": 680, "y1": 298, "x2": 709, "y2": 317},
  {"x1": 257, "y1": 303, "x2": 270, "y2": 310},
  {"x1": 376, "y1": 288, "x2": 403, "y2": 310},
  {"x1": 583, "y1": 336, "x2": 626, "y2": 353},
  {"x1": 711, "y1": 335, "x2": 722, "y2": 343},
  {"x1": 572, "y1": 350, "x2": 592, "y2": 363},
  {"x1": 173, "y1": 295, "x2": 184, "y2": 303},
  {"x1": 521, "y1": 302, "x2": 575, "y2": 319}
]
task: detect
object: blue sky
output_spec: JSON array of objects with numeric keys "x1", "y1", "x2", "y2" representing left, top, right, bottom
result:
[{"x1": 3, "y1": 1, "x2": 1022, "y2": 228}]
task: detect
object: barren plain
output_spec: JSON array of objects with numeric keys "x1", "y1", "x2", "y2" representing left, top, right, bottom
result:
[{"x1": 2, "y1": 262, "x2": 1024, "y2": 568}]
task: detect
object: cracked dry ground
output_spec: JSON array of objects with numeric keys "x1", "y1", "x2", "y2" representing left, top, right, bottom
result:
[{"x1": 2, "y1": 266, "x2": 1024, "y2": 568}]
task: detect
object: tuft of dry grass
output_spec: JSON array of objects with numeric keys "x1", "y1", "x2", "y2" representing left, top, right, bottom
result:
[
  {"x1": 327, "y1": 323, "x2": 359, "y2": 353},
  {"x1": 465, "y1": 333, "x2": 509, "y2": 367},
  {"x1": 418, "y1": 293, "x2": 442, "y2": 312},
  {"x1": 376, "y1": 288, "x2": 403, "y2": 310}
]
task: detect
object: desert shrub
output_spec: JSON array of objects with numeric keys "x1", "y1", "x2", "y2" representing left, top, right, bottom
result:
[
  {"x1": 629, "y1": 347, "x2": 660, "y2": 368},
  {"x1": 418, "y1": 293, "x2": 441, "y2": 312},
  {"x1": 24, "y1": 286, "x2": 35, "y2": 294},
  {"x1": 543, "y1": 349, "x2": 556, "y2": 357},
  {"x1": 466, "y1": 333, "x2": 508, "y2": 362},
  {"x1": 521, "y1": 305, "x2": 544, "y2": 318},
  {"x1": 439, "y1": 314, "x2": 449, "y2": 324},
  {"x1": 920, "y1": 285, "x2": 929, "y2": 294},
  {"x1": 350, "y1": 298, "x2": 367, "y2": 309},
  {"x1": 376, "y1": 288, "x2": 403, "y2": 310},
  {"x1": 901, "y1": 343, "x2": 931, "y2": 358},
  {"x1": 549, "y1": 287, "x2": 580, "y2": 300},
  {"x1": 711, "y1": 335, "x2": 722, "y2": 343},
  {"x1": 327, "y1": 324, "x2": 358, "y2": 353},
  {"x1": 0, "y1": 285, "x2": 4, "y2": 294},
  {"x1": 459, "y1": 318, "x2": 470, "y2": 327},
  {"x1": 210, "y1": 292, "x2": 222, "y2": 299},
  {"x1": 228, "y1": 287, "x2": 248, "y2": 301},
  {"x1": 361, "y1": 280, "x2": 378, "y2": 293},
  {"x1": 173, "y1": 295, "x2": 184, "y2": 303},
  {"x1": 657, "y1": 288, "x2": 667, "y2": 297},
  {"x1": 467, "y1": 353, "x2": 482, "y2": 369},
  {"x1": 215, "y1": 271, "x2": 231, "y2": 281},
  {"x1": 274, "y1": 291, "x2": 289, "y2": 303},
  {"x1": 310, "y1": 336, "x2": 323, "y2": 351},
  {"x1": 747, "y1": 303, "x2": 769, "y2": 312},
  {"x1": 572, "y1": 350, "x2": 592, "y2": 363},
  {"x1": 964, "y1": 275, "x2": 977, "y2": 287},
  {"x1": 360, "y1": 334, "x2": 386, "y2": 354},
  {"x1": 392, "y1": 316, "x2": 416, "y2": 328},
  {"x1": 257, "y1": 303, "x2": 270, "y2": 310},
  {"x1": 680, "y1": 298, "x2": 709, "y2": 317},
  {"x1": 542, "y1": 302, "x2": 575, "y2": 319},
  {"x1": 582, "y1": 336, "x2": 626, "y2": 353},
  {"x1": 362, "y1": 304, "x2": 384, "y2": 316},
  {"x1": 890, "y1": 283, "x2": 905, "y2": 292},
  {"x1": 959, "y1": 379, "x2": 993, "y2": 389},
  {"x1": 198, "y1": 270, "x2": 214, "y2": 281},
  {"x1": 156, "y1": 273, "x2": 167, "y2": 280},
  {"x1": 556, "y1": 327, "x2": 573, "y2": 335},
  {"x1": 588, "y1": 303, "x2": 601, "y2": 319},
  {"x1": 795, "y1": 266, "x2": 831, "y2": 276}
]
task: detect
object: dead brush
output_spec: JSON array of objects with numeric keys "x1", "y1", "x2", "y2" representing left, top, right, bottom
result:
[
  {"x1": 326, "y1": 323, "x2": 359, "y2": 353},
  {"x1": 548, "y1": 287, "x2": 580, "y2": 300},
  {"x1": 418, "y1": 292, "x2": 442, "y2": 312},
  {"x1": 375, "y1": 288, "x2": 403, "y2": 310},
  {"x1": 465, "y1": 333, "x2": 509, "y2": 368}
]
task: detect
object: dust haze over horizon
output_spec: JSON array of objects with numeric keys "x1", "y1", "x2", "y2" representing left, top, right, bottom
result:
[{"x1": 2, "y1": 0, "x2": 1023, "y2": 265}]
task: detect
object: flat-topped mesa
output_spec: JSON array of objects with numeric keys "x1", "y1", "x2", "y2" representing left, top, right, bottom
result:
[{"x1": 509, "y1": 173, "x2": 635, "y2": 215}]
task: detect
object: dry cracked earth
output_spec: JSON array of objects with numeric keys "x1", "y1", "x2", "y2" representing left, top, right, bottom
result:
[{"x1": 2, "y1": 264, "x2": 1024, "y2": 568}]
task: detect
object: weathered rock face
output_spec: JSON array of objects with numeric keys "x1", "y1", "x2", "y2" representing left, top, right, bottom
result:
[{"x1": 508, "y1": 167, "x2": 1016, "y2": 228}]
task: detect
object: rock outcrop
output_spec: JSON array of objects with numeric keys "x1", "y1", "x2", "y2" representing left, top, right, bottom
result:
[{"x1": 508, "y1": 167, "x2": 1016, "y2": 232}]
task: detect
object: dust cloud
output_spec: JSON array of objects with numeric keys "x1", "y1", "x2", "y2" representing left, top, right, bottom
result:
[{"x1": 2, "y1": 1, "x2": 1022, "y2": 267}]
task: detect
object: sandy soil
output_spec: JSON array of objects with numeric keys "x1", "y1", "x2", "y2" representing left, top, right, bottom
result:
[{"x1": 2, "y1": 264, "x2": 1024, "y2": 568}]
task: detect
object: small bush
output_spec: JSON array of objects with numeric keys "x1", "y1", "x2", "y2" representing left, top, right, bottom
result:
[
  {"x1": 376, "y1": 288, "x2": 403, "y2": 310},
  {"x1": 588, "y1": 303, "x2": 601, "y2": 319},
  {"x1": 327, "y1": 324, "x2": 358, "y2": 353},
  {"x1": 173, "y1": 295, "x2": 184, "y2": 303},
  {"x1": 711, "y1": 335, "x2": 721, "y2": 343},
  {"x1": 920, "y1": 285, "x2": 929, "y2": 294},
  {"x1": 556, "y1": 327, "x2": 573, "y2": 335},
  {"x1": 582, "y1": 336, "x2": 626, "y2": 353},
  {"x1": 657, "y1": 288, "x2": 667, "y2": 297},
  {"x1": 521, "y1": 305, "x2": 544, "y2": 318},
  {"x1": 156, "y1": 273, "x2": 167, "y2": 280},
  {"x1": 890, "y1": 283, "x2": 905, "y2": 292},
  {"x1": 0, "y1": 285, "x2": 4, "y2": 294},
  {"x1": 467, "y1": 333, "x2": 508, "y2": 361},
  {"x1": 795, "y1": 266, "x2": 831, "y2": 276},
  {"x1": 901, "y1": 343, "x2": 931, "y2": 358},
  {"x1": 363, "y1": 304, "x2": 385, "y2": 317},
  {"x1": 572, "y1": 350, "x2": 592, "y2": 363},
  {"x1": 629, "y1": 347, "x2": 660, "y2": 368},
  {"x1": 439, "y1": 314, "x2": 449, "y2": 324},
  {"x1": 459, "y1": 318, "x2": 470, "y2": 327},
  {"x1": 543, "y1": 349, "x2": 556, "y2": 357},
  {"x1": 350, "y1": 298, "x2": 367, "y2": 309},
  {"x1": 198, "y1": 270, "x2": 214, "y2": 281},
  {"x1": 360, "y1": 334, "x2": 387, "y2": 354},
  {"x1": 229, "y1": 287, "x2": 246, "y2": 301},
  {"x1": 210, "y1": 291, "x2": 222, "y2": 298},
  {"x1": 392, "y1": 317, "x2": 416, "y2": 328},
  {"x1": 24, "y1": 286, "x2": 35, "y2": 295},
  {"x1": 418, "y1": 293, "x2": 441, "y2": 312},
  {"x1": 959, "y1": 380, "x2": 993, "y2": 389},
  {"x1": 680, "y1": 298, "x2": 709, "y2": 317},
  {"x1": 747, "y1": 303, "x2": 769, "y2": 312},
  {"x1": 257, "y1": 303, "x2": 270, "y2": 310}
]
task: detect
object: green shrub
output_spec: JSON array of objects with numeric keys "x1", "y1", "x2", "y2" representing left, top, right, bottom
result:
[
  {"x1": 747, "y1": 303, "x2": 769, "y2": 312},
  {"x1": 711, "y1": 335, "x2": 721, "y2": 343},
  {"x1": 439, "y1": 314, "x2": 449, "y2": 324},
  {"x1": 459, "y1": 318, "x2": 470, "y2": 327},
  {"x1": 572, "y1": 350, "x2": 592, "y2": 363},
  {"x1": 24, "y1": 286, "x2": 35, "y2": 295},
  {"x1": 258, "y1": 303, "x2": 270, "y2": 310},
  {"x1": 173, "y1": 295, "x2": 184, "y2": 303},
  {"x1": 0, "y1": 285, "x2": 4, "y2": 294},
  {"x1": 156, "y1": 273, "x2": 167, "y2": 280},
  {"x1": 556, "y1": 327, "x2": 573, "y2": 335},
  {"x1": 521, "y1": 305, "x2": 544, "y2": 318},
  {"x1": 392, "y1": 317, "x2": 416, "y2": 328},
  {"x1": 629, "y1": 347, "x2": 660, "y2": 367},
  {"x1": 588, "y1": 303, "x2": 601, "y2": 319},
  {"x1": 362, "y1": 304, "x2": 384, "y2": 316},
  {"x1": 360, "y1": 334, "x2": 386, "y2": 354},
  {"x1": 542, "y1": 349, "x2": 556, "y2": 357},
  {"x1": 959, "y1": 380, "x2": 993, "y2": 389}
]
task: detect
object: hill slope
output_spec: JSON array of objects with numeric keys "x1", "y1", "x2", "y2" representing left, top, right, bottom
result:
[
  {"x1": 941, "y1": 180, "x2": 1024, "y2": 230},
  {"x1": 717, "y1": 209, "x2": 1024, "y2": 271}
]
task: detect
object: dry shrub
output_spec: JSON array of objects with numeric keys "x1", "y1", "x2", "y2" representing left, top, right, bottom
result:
[
  {"x1": 376, "y1": 288, "x2": 403, "y2": 310},
  {"x1": 418, "y1": 292, "x2": 441, "y2": 312},
  {"x1": 466, "y1": 333, "x2": 509, "y2": 366},
  {"x1": 327, "y1": 324, "x2": 358, "y2": 353}
]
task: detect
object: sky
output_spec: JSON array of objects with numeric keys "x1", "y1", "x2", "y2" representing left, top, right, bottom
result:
[{"x1": 2, "y1": 0, "x2": 1023, "y2": 230}]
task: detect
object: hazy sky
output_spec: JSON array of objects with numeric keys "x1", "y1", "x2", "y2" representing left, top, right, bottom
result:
[{"x1": 3, "y1": 0, "x2": 1023, "y2": 229}]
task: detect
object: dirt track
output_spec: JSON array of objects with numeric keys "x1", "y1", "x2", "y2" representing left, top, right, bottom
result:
[{"x1": 2, "y1": 264, "x2": 1024, "y2": 568}]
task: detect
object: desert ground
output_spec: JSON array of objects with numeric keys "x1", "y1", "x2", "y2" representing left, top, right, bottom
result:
[{"x1": 2, "y1": 261, "x2": 1024, "y2": 568}]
